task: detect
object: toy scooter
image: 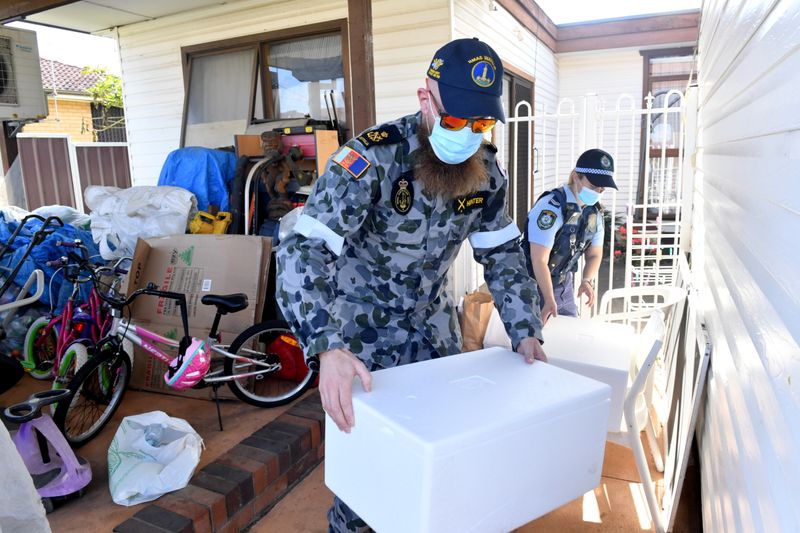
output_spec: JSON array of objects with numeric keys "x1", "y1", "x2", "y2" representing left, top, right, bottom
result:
[{"x1": 2, "y1": 389, "x2": 92, "y2": 512}]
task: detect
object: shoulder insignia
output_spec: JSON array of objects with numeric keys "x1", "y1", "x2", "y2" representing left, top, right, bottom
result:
[
  {"x1": 333, "y1": 146, "x2": 371, "y2": 179},
  {"x1": 548, "y1": 196, "x2": 560, "y2": 208},
  {"x1": 537, "y1": 209, "x2": 557, "y2": 230},
  {"x1": 356, "y1": 125, "x2": 404, "y2": 148},
  {"x1": 454, "y1": 192, "x2": 489, "y2": 214}
]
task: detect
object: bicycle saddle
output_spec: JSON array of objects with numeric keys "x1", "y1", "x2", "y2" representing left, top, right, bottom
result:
[
  {"x1": 201, "y1": 293, "x2": 248, "y2": 314},
  {"x1": 3, "y1": 389, "x2": 72, "y2": 423}
]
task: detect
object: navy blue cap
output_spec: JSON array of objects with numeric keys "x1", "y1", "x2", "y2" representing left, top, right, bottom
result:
[
  {"x1": 427, "y1": 38, "x2": 505, "y2": 122},
  {"x1": 575, "y1": 149, "x2": 617, "y2": 189}
]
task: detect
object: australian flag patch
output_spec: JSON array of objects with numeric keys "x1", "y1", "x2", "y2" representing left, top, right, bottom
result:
[{"x1": 333, "y1": 146, "x2": 371, "y2": 179}]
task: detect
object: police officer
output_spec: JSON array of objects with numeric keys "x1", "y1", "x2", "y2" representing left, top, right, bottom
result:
[
  {"x1": 525, "y1": 149, "x2": 617, "y2": 323},
  {"x1": 277, "y1": 38, "x2": 546, "y2": 532}
]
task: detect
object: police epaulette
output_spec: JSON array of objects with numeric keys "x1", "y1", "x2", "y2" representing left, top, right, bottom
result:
[{"x1": 356, "y1": 125, "x2": 404, "y2": 148}]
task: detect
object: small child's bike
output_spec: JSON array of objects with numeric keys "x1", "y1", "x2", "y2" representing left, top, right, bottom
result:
[{"x1": 52, "y1": 256, "x2": 316, "y2": 447}]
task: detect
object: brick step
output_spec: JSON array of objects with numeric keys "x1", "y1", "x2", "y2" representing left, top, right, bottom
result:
[{"x1": 113, "y1": 392, "x2": 325, "y2": 533}]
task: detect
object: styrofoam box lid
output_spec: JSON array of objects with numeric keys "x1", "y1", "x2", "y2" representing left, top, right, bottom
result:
[
  {"x1": 542, "y1": 316, "x2": 635, "y2": 370},
  {"x1": 352, "y1": 347, "x2": 611, "y2": 458}
]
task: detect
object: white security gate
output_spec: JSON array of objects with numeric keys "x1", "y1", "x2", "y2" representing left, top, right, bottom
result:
[{"x1": 452, "y1": 88, "x2": 697, "y2": 312}]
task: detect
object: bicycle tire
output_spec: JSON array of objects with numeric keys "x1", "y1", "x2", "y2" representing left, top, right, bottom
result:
[
  {"x1": 224, "y1": 320, "x2": 316, "y2": 407},
  {"x1": 53, "y1": 346, "x2": 131, "y2": 448},
  {"x1": 24, "y1": 316, "x2": 58, "y2": 379},
  {"x1": 50, "y1": 342, "x2": 89, "y2": 414}
]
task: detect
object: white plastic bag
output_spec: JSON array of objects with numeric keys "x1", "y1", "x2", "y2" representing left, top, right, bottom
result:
[
  {"x1": 85, "y1": 186, "x2": 197, "y2": 260},
  {"x1": 108, "y1": 411, "x2": 203, "y2": 506}
]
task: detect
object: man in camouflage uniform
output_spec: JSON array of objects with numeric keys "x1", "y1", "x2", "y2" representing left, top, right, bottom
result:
[{"x1": 277, "y1": 38, "x2": 546, "y2": 532}]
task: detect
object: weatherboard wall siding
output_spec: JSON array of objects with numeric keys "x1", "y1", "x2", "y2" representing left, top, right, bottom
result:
[
  {"x1": 694, "y1": 1, "x2": 800, "y2": 531},
  {"x1": 116, "y1": 0, "x2": 452, "y2": 186}
]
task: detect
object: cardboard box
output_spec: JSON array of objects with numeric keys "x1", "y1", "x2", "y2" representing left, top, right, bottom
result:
[
  {"x1": 325, "y1": 347, "x2": 611, "y2": 533},
  {"x1": 128, "y1": 320, "x2": 238, "y2": 400},
  {"x1": 124, "y1": 234, "x2": 272, "y2": 400},
  {"x1": 125, "y1": 234, "x2": 272, "y2": 334}
]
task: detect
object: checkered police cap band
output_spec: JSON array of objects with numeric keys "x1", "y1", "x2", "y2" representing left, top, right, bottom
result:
[{"x1": 576, "y1": 167, "x2": 614, "y2": 176}]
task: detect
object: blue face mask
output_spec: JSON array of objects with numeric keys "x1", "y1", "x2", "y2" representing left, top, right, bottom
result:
[
  {"x1": 427, "y1": 101, "x2": 484, "y2": 164},
  {"x1": 578, "y1": 186, "x2": 602, "y2": 206}
]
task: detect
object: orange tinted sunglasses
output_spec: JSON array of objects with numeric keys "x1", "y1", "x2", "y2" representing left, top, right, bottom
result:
[{"x1": 431, "y1": 93, "x2": 497, "y2": 133}]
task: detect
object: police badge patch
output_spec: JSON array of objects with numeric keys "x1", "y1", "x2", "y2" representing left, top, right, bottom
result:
[{"x1": 537, "y1": 209, "x2": 557, "y2": 230}]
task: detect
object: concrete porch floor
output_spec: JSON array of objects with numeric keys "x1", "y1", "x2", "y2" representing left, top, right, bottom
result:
[{"x1": 3, "y1": 372, "x2": 700, "y2": 532}]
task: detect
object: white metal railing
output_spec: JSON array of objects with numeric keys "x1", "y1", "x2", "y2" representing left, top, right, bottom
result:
[{"x1": 486, "y1": 90, "x2": 695, "y2": 315}]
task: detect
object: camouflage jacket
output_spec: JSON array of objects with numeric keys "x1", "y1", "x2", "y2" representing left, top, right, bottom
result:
[{"x1": 276, "y1": 113, "x2": 543, "y2": 367}]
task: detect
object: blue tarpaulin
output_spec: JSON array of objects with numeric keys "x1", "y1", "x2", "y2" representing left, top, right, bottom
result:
[
  {"x1": 0, "y1": 214, "x2": 101, "y2": 313},
  {"x1": 157, "y1": 147, "x2": 236, "y2": 212}
]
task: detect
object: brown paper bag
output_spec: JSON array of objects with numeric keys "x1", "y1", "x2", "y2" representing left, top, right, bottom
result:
[{"x1": 460, "y1": 291, "x2": 495, "y2": 352}]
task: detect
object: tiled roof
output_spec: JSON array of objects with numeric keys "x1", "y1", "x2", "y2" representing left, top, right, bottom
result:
[{"x1": 39, "y1": 58, "x2": 102, "y2": 94}]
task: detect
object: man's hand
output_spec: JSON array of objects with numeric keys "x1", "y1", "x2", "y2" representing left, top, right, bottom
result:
[
  {"x1": 578, "y1": 279, "x2": 596, "y2": 307},
  {"x1": 318, "y1": 348, "x2": 373, "y2": 433},
  {"x1": 516, "y1": 337, "x2": 547, "y2": 364},
  {"x1": 541, "y1": 298, "x2": 558, "y2": 326}
]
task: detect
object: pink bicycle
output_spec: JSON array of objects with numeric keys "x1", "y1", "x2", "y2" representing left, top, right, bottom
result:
[
  {"x1": 22, "y1": 241, "x2": 127, "y2": 386},
  {"x1": 53, "y1": 259, "x2": 315, "y2": 447}
]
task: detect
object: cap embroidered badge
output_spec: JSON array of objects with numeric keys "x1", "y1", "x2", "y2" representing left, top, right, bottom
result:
[{"x1": 426, "y1": 38, "x2": 505, "y2": 121}]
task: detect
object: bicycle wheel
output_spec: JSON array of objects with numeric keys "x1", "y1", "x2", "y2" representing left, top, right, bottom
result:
[
  {"x1": 53, "y1": 345, "x2": 131, "y2": 447},
  {"x1": 224, "y1": 320, "x2": 316, "y2": 407},
  {"x1": 50, "y1": 342, "x2": 89, "y2": 414},
  {"x1": 24, "y1": 316, "x2": 58, "y2": 379}
]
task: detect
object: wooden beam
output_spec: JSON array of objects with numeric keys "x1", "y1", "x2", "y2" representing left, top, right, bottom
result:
[
  {"x1": 0, "y1": 1, "x2": 78, "y2": 23},
  {"x1": 557, "y1": 12, "x2": 700, "y2": 53},
  {"x1": 347, "y1": 0, "x2": 375, "y2": 136},
  {"x1": 495, "y1": 0, "x2": 557, "y2": 52}
]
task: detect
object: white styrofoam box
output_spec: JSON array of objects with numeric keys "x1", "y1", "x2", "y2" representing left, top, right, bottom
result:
[
  {"x1": 324, "y1": 347, "x2": 611, "y2": 533},
  {"x1": 542, "y1": 316, "x2": 636, "y2": 432}
]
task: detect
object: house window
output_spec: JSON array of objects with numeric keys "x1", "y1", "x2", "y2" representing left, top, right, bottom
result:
[
  {"x1": 265, "y1": 34, "x2": 345, "y2": 124},
  {"x1": 637, "y1": 48, "x2": 697, "y2": 210},
  {"x1": 500, "y1": 70, "x2": 534, "y2": 229},
  {"x1": 181, "y1": 22, "x2": 349, "y2": 148}
]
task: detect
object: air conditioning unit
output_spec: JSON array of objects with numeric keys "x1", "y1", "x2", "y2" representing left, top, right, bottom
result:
[{"x1": 0, "y1": 25, "x2": 47, "y2": 121}]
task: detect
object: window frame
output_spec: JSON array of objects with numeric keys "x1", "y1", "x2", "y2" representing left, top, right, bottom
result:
[
  {"x1": 500, "y1": 62, "x2": 536, "y2": 228},
  {"x1": 636, "y1": 46, "x2": 696, "y2": 205},
  {"x1": 180, "y1": 20, "x2": 352, "y2": 147}
]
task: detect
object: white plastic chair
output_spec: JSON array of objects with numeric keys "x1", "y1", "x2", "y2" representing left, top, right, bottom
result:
[
  {"x1": 595, "y1": 285, "x2": 686, "y2": 332},
  {"x1": 606, "y1": 310, "x2": 667, "y2": 533}
]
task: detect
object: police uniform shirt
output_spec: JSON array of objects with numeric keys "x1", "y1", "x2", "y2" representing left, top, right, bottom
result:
[{"x1": 527, "y1": 185, "x2": 604, "y2": 249}]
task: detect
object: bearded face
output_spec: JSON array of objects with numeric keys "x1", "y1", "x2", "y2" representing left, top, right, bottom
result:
[{"x1": 412, "y1": 122, "x2": 490, "y2": 200}]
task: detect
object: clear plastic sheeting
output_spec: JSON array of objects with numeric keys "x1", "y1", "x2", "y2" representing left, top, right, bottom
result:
[{"x1": 85, "y1": 185, "x2": 197, "y2": 260}]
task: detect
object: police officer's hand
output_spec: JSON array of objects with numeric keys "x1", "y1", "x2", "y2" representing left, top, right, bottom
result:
[
  {"x1": 578, "y1": 280, "x2": 596, "y2": 307},
  {"x1": 541, "y1": 298, "x2": 558, "y2": 326},
  {"x1": 318, "y1": 348, "x2": 373, "y2": 433},
  {"x1": 516, "y1": 337, "x2": 547, "y2": 364}
]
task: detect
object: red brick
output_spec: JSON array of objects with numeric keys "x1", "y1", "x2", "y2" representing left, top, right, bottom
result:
[
  {"x1": 278, "y1": 413, "x2": 322, "y2": 448},
  {"x1": 317, "y1": 442, "x2": 326, "y2": 460},
  {"x1": 157, "y1": 494, "x2": 212, "y2": 533},
  {"x1": 228, "y1": 444, "x2": 280, "y2": 484},
  {"x1": 234, "y1": 500, "x2": 255, "y2": 531},
  {"x1": 216, "y1": 453, "x2": 268, "y2": 495},
  {"x1": 132, "y1": 505, "x2": 193, "y2": 533},
  {"x1": 201, "y1": 462, "x2": 255, "y2": 504},
  {"x1": 191, "y1": 472, "x2": 241, "y2": 518},
  {"x1": 169, "y1": 485, "x2": 227, "y2": 531},
  {"x1": 254, "y1": 473, "x2": 289, "y2": 514}
]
